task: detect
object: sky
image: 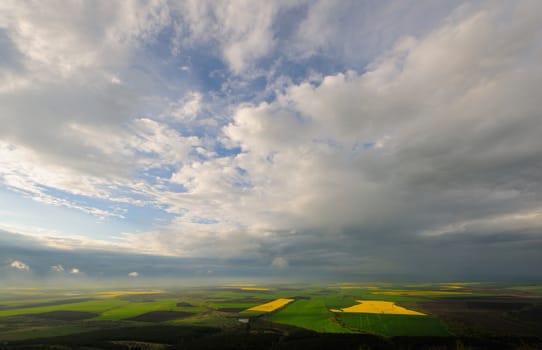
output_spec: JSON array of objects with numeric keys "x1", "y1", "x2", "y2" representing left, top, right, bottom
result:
[{"x1": 1, "y1": 0, "x2": 542, "y2": 283}]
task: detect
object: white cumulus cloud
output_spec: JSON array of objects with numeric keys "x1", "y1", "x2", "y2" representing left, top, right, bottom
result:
[
  {"x1": 10, "y1": 260, "x2": 30, "y2": 271},
  {"x1": 50, "y1": 264, "x2": 64, "y2": 272}
]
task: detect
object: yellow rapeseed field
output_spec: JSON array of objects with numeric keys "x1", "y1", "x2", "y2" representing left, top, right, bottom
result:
[
  {"x1": 247, "y1": 298, "x2": 294, "y2": 312},
  {"x1": 373, "y1": 290, "x2": 471, "y2": 297},
  {"x1": 335, "y1": 285, "x2": 380, "y2": 290},
  {"x1": 331, "y1": 300, "x2": 426, "y2": 315},
  {"x1": 97, "y1": 290, "x2": 163, "y2": 297},
  {"x1": 240, "y1": 287, "x2": 270, "y2": 291}
]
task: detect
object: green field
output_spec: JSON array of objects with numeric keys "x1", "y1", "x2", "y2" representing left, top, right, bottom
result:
[
  {"x1": 0, "y1": 298, "x2": 130, "y2": 318},
  {"x1": 267, "y1": 299, "x2": 351, "y2": 333},
  {"x1": 337, "y1": 313, "x2": 450, "y2": 336},
  {"x1": 96, "y1": 299, "x2": 182, "y2": 320},
  {"x1": 0, "y1": 283, "x2": 541, "y2": 349},
  {"x1": 265, "y1": 295, "x2": 449, "y2": 336},
  {"x1": 0, "y1": 324, "x2": 92, "y2": 342}
]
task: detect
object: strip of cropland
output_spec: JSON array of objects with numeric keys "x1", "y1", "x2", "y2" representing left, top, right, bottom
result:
[
  {"x1": 331, "y1": 300, "x2": 426, "y2": 315},
  {"x1": 266, "y1": 299, "x2": 350, "y2": 333},
  {"x1": 247, "y1": 298, "x2": 294, "y2": 312},
  {"x1": 96, "y1": 290, "x2": 163, "y2": 298},
  {"x1": 336, "y1": 313, "x2": 450, "y2": 336},
  {"x1": 240, "y1": 287, "x2": 269, "y2": 291}
]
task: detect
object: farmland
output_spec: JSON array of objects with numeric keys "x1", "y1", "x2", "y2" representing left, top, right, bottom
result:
[
  {"x1": 330, "y1": 300, "x2": 427, "y2": 315},
  {"x1": 246, "y1": 298, "x2": 294, "y2": 312},
  {"x1": 336, "y1": 313, "x2": 449, "y2": 336},
  {"x1": 266, "y1": 299, "x2": 350, "y2": 333},
  {"x1": 0, "y1": 282, "x2": 541, "y2": 349}
]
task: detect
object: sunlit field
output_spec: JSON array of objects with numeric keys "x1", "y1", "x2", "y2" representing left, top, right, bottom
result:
[
  {"x1": 247, "y1": 298, "x2": 294, "y2": 312},
  {"x1": 240, "y1": 287, "x2": 270, "y2": 291},
  {"x1": 331, "y1": 300, "x2": 426, "y2": 315},
  {"x1": 0, "y1": 282, "x2": 541, "y2": 349},
  {"x1": 97, "y1": 290, "x2": 164, "y2": 298},
  {"x1": 373, "y1": 290, "x2": 472, "y2": 297}
]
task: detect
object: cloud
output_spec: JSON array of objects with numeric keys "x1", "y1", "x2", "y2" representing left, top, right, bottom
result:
[
  {"x1": 128, "y1": 271, "x2": 139, "y2": 277},
  {"x1": 69, "y1": 268, "x2": 80, "y2": 274},
  {"x1": 170, "y1": 1, "x2": 460, "y2": 75},
  {"x1": 170, "y1": 91, "x2": 203, "y2": 121},
  {"x1": 157, "y1": 1, "x2": 542, "y2": 272},
  {"x1": 0, "y1": 0, "x2": 178, "y2": 220},
  {"x1": 0, "y1": 235, "x2": 310, "y2": 280},
  {"x1": 173, "y1": 0, "x2": 284, "y2": 73},
  {"x1": 1, "y1": 1, "x2": 542, "y2": 280},
  {"x1": 50, "y1": 264, "x2": 64, "y2": 272},
  {"x1": 10, "y1": 260, "x2": 29, "y2": 271},
  {"x1": 0, "y1": 116, "x2": 201, "y2": 219},
  {"x1": 289, "y1": 0, "x2": 460, "y2": 67}
]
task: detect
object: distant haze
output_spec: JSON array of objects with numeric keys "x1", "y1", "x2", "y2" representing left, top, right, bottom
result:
[{"x1": 1, "y1": 1, "x2": 542, "y2": 282}]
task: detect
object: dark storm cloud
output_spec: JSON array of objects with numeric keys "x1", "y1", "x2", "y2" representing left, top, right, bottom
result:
[{"x1": 0, "y1": 230, "x2": 310, "y2": 283}]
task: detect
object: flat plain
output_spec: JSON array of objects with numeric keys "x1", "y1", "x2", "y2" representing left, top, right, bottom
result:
[{"x1": 0, "y1": 282, "x2": 541, "y2": 349}]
